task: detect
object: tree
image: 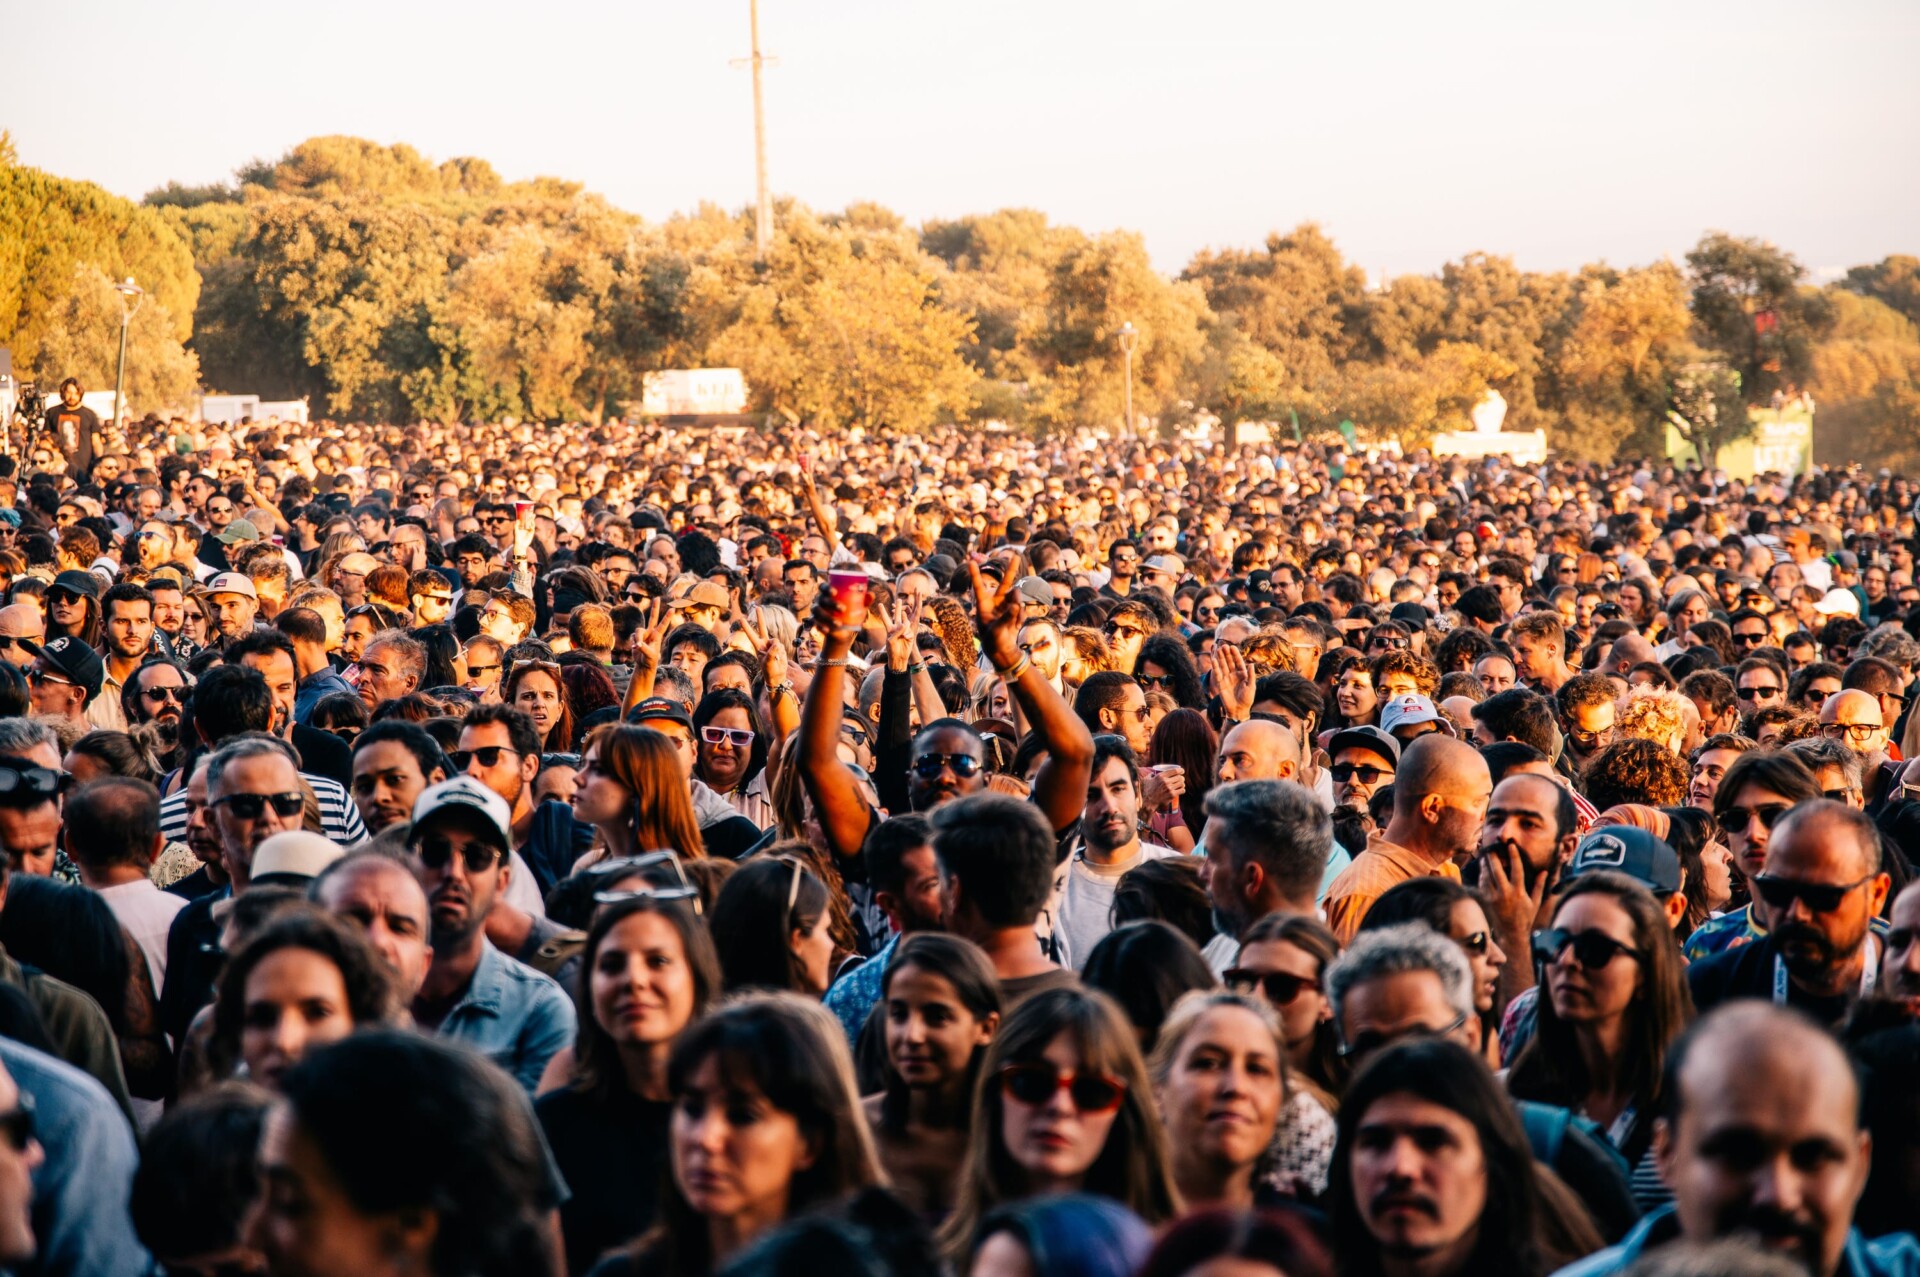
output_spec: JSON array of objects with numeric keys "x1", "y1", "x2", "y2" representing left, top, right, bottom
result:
[
  {"x1": 1546, "y1": 263, "x2": 1695, "y2": 459},
  {"x1": 30, "y1": 264, "x2": 200, "y2": 415},
  {"x1": 1685, "y1": 232, "x2": 1833, "y2": 404},
  {"x1": 1181, "y1": 223, "x2": 1369, "y2": 398},
  {"x1": 1665, "y1": 360, "x2": 1749, "y2": 469},
  {"x1": 1843, "y1": 255, "x2": 1920, "y2": 327}
]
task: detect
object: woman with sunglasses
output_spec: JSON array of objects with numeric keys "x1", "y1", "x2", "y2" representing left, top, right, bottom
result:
[
  {"x1": 43, "y1": 577, "x2": 103, "y2": 649},
  {"x1": 1134, "y1": 635, "x2": 1206, "y2": 712},
  {"x1": 591, "y1": 993, "x2": 882, "y2": 1277},
  {"x1": 538, "y1": 896, "x2": 720, "y2": 1275},
  {"x1": 1506, "y1": 871, "x2": 1694, "y2": 1209},
  {"x1": 863, "y1": 933, "x2": 1003, "y2": 1218},
  {"x1": 708, "y1": 854, "x2": 837, "y2": 997},
  {"x1": 570, "y1": 725, "x2": 706, "y2": 870},
  {"x1": 940, "y1": 986, "x2": 1180, "y2": 1261},
  {"x1": 1148, "y1": 990, "x2": 1290, "y2": 1212},
  {"x1": 208, "y1": 907, "x2": 406, "y2": 1090},
  {"x1": 178, "y1": 588, "x2": 211, "y2": 652},
  {"x1": 1357, "y1": 878, "x2": 1507, "y2": 1067},
  {"x1": 691, "y1": 688, "x2": 770, "y2": 828},
  {"x1": 506, "y1": 659, "x2": 574, "y2": 752}
]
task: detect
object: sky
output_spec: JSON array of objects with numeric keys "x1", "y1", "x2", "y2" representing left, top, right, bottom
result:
[{"x1": 8, "y1": 0, "x2": 1917, "y2": 280}]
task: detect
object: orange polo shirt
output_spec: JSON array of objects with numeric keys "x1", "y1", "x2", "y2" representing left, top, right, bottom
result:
[{"x1": 1322, "y1": 830, "x2": 1462, "y2": 944}]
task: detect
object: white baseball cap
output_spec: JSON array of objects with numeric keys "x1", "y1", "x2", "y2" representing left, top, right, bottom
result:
[
  {"x1": 1814, "y1": 588, "x2": 1861, "y2": 618},
  {"x1": 410, "y1": 776, "x2": 512, "y2": 848}
]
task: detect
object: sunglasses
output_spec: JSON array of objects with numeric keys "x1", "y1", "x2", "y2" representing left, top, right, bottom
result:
[
  {"x1": 1224, "y1": 968, "x2": 1320, "y2": 1006},
  {"x1": 416, "y1": 833, "x2": 502, "y2": 874},
  {"x1": 465, "y1": 663, "x2": 501, "y2": 678},
  {"x1": 1718, "y1": 802, "x2": 1790, "y2": 838},
  {"x1": 212, "y1": 791, "x2": 304, "y2": 820},
  {"x1": 449, "y1": 745, "x2": 519, "y2": 770},
  {"x1": 142, "y1": 685, "x2": 185, "y2": 703},
  {"x1": 1455, "y1": 930, "x2": 1494, "y2": 955},
  {"x1": 1137, "y1": 673, "x2": 1175, "y2": 689},
  {"x1": 592, "y1": 850, "x2": 703, "y2": 915},
  {"x1": 1741, "y1": 685, "x2": 1782, "y2": 701},
  {"x1": 911, "y1": 752, "x2": 982, "y2": 780},
  {"x1": 1104, "y1": 623, "x2": 1146, "y2": 640},
  {"x1": 998, "y1": 1063, "x2": 1127, "y2": 1114},
  {"x1": 1751, "y1": 873, "x2": 1873, "y2": 915},
  {"x1": 0, "y1": 763, "x2": 68, "y2": 800},
  {"x1": 700, "y1": 726, "x2": 755, "y2": 748},
  {"x1": 0, "y1": 635, "x2": 41, "y2": 652},
  {"x1": 1733, "y1": 632, "x2": 1767, "y2": 647},
  {"x1": 1328, "y1": 762, "x2": 1392, "y2": 785},
  {"x1": 1532, "y1": 928, "x2": 1640, "y2": 970}
]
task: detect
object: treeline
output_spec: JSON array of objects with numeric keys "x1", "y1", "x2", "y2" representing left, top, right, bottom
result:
[{"x1": 3, "y1": 133, "x2": 1917, "y2": 465}]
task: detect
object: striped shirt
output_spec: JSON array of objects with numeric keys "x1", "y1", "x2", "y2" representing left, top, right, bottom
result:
[{"x1": 159, "y1": 773, "x2": 367, "y2": 848}]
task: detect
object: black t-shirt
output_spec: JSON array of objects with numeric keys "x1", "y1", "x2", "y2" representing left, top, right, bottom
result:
[
  {"x1": 44, "y1": 403, "x2": 98, "y2": 475},
  {"x1": 1687, "y1": 934, "x2": 1857, "y2": 1029},
  {"x1": 535, "y1": 1085, "x2": 671, "y2": 1276}
]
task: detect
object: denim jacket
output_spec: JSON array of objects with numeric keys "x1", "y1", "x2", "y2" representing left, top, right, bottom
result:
[
  {"x1": 435, "y1": 943, "x2": 576, "y2": 1094},
  {"x1": 1553, "y1": 1206, "x2": 1920, "y2": 1277}
]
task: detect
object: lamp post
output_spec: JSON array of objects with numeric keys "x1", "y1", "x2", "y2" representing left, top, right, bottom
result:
[
  {"x1": 1116, "y1": 321, "x2": 1137, "y2": 439},
  {"x1": 112, "y1": 277, "x2": 144, "y2": 429}
]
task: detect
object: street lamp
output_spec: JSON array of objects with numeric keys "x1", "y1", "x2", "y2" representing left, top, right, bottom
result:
[
  {"x1": 1116, "y1": 321, "x2": 1137, "y2": 439},
  {"x1": 112, "y1": 277, "x2": 144, "y2": 429}
]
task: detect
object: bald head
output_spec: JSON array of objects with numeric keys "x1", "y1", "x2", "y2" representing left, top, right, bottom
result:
[
  {"x1": 1818, "y1": 688, "x2": 1886, "y2": 756},
  {"x1": 1391, "y1": 735, "x2": 1491, "y2": 818},
  {"x1": 1768, "y1": 798, "x2": 1882, "y2": 879},
  {"x1": 1217, "y1": 717, "x2": 1299, "y2": 784},
  {"x1": 1606, "y1": 631, "x2": 1658, "y2": 674},
  {"x1": 1669, "y1": 1002, "x2": 1857, "y2": 1126}
]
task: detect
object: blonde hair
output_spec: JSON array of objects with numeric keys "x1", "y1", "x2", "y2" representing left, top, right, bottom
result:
[{"x1": 1616, "y1": 686, "x2": 1691, "y2": 754}]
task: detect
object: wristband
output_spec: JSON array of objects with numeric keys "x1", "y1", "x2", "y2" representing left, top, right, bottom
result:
[
  {"x1": 818, "y1": 657, "x2": 851, "y2": 668},
  {"x1": 907, "y1": 663, "x2": 927, "y2": 675},
  {"x1": 997, "y1": 654, "x2": 1032, "y2": 682}
]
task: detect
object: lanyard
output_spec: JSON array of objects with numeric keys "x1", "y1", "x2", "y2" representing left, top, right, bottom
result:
[{"x1": 1773, "y1": 936, "x2": 1878, "y2": 1005}]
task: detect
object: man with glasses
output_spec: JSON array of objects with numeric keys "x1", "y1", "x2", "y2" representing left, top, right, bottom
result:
[
  {"x1": 1101, "y1": 599, "x2": 1156, "y2": 673},
  {"x1": 1727, "y1": 607, "x2": 1771, "y2": 653},
  {"x1": 0, "y1": 606, "x2": 44, "y2": 671},
  {"x1": 666, "y1": 579, "x2": 728, "y2": 634},
  {"x1": 24, "y1": 637, "x2": 103, "y2": 734},
  {"x1": 1689, "y1": 800, "x2": 1890, "y2": 1029},
  {"x1": 122, "y1": 658, "x2": 187, "y2": 734},
  {"x1": 0, "y1": 755, "x2": 64, "y2": 878},
  {"x1": 1818, "y1": 690, "x2": 1887, "y2": 761},
  {"x1": 1329, "y1": 725, "x2": 1399, "y2": 815},
  {"x1": 453, "y1": 704, "x2": 592, "y2": 897},
  {"x1": 1100, "y1": 540, "x2": 1139, "y2": 599},
  {"x1": 1688, "y1": 751, "x2": 1824, "y2": 963},
  {"x1": 406, "y1": 776, "x2": 574, "y2": 1093},
  {"x1": 1072, "y1": 671, "x2": 1151, "y2": 755},
  {"x1": 1733, "y1": 656, "x2": 1786, "y2": 716},
  {"x1": 1555, "y1": 673, "x2": 1617, "y2": 772},
  {"x1": 461, "y1": 634, "x2": 505, "y2": 703}
]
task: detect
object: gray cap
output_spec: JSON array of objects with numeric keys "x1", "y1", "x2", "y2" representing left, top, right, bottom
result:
[{"x1": 1328, "y1": 724, "x2": 1401, "y2": 767}]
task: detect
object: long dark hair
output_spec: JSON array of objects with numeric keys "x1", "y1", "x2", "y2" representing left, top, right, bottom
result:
[
  {"x1": 1081, "y1": 920, "x2": 1218, "y2": 1053},
  {"x1": 0, "y1": 874, "x2": 134, "y2": 1032},
  {"x1": 1661, "y1": 805, "x2": 1720, "y2": 939},
  {"x1": 692, "y1": 687, "x2": 769, "y2": 789},
  {"x1": 1329, "y1": 1039, "x2": 1544, "y2": 1277},
  {"x1": 208, "y1": 907, "x2": 405, "y2": 1079},
  {"x1": 632, "y1": 993, "x2": 882, "y2": 1277},
  {"x1": 709, "y1": 855, "x2": 830, "y2": 994},
  {"x1": 1505, "y1": 871, "x2": 1694, "y2": 1141},
  {"x1": 877, "y1": 933, "x2": 1003, "y2": 1136},
  {"x1": 570, "y1": 896, "x2": 721, "y2": 1103},
  {"x1": 1147, "y1": 707, "x2": 1217, "y2": 835},
  {"x1": 1240, "y1": 911, "x2": 1347, "y2": 1099},
  {"x1": 1135, "y1": 635, "x2": 1206, "y2": 710},
  {"x1": 279, "y1": 1031, "x2": 558, "y2": 1277}
]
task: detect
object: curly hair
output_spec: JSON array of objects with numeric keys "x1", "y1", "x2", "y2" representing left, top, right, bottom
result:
[
  {"x1": 1368, "y1": 648, "x2": 1441, "y2": 698},
  {"x1": 1615, "y1": 686, "x2": 1692, "y2": 754},
  {"x1": 1580, "y1": 738, "x2": 1689, "y2": 811},
  {"x1": 1061, "y1": 625, "x2": 1113, "y2": 676},
  {"x1": 1241, "y1": 631, "x2": 1300, "y2": 676}
]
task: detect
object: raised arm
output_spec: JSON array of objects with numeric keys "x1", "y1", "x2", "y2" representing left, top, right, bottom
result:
[
  {"x1": 796, "y1": 589, "x2": 874, "y2": 861},
  {"x1": 972, "y1": 558, "x2": 1094, "y2": 834},
  {"x1": 797, "y1": 459, "x2": 844, "y2": 562}
]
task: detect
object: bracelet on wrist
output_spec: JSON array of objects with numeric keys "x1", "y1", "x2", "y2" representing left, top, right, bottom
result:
[
  {"x1": 996, "y1": 654, "x2": 1032, "y2": 682},
  {"x1": 818, "y1": 657, "x2": 850, "y2": 668},
  {"x1": 907, "y1": 662, "x2": 927, "y2": 675}
]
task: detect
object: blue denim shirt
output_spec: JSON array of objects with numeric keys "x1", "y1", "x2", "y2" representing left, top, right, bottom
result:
[
  {"x1": 293, "y1": 667, "x2": 357, "y2": 726},
  {"x1": 0, "y1": 1037, "x2": 152, "y2": 1277},
  {"x1": 436, "y1": 943, "x2": 577, "y2": 1094},
  {"x1": 824, "y1": 932, "x2": 899, "y2": 1047},
  {"x1": 1553, "y1": 1206, "x2": 1920, "y2": 1277}
]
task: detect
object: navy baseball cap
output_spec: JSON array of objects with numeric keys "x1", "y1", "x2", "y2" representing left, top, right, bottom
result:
[{"x1": 1567, "y1": 826, "x2": 1681, "y2": 897}]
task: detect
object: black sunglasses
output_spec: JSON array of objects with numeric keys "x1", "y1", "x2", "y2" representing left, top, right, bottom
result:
[
  {"x1": 0, "y1": 763, "x2": 67, "y2": 800},
  {"x1": 1224, "y1": 968, "x2": 1320, "y2": 1006},
  {"x1": 1719, "y1": 802, "x2": 1791, "y2": 838},
  {"x1": 1751, "y1": 873, "x2": 1873, "y2": 915},
  {"x1": 1339, "y1": 1010, "x2": 1467, "y2": 1060},
  {"x1": 911, "y1": 752, "x2": 983, "y2": 780},
  {"x1": 0, "y1": 1095, "x2": 33, "y2": 1153},
  {"x1": 998, "y1": 1063, "x2": 1126, "y2": 1113},
  {"x1": 211, "y1": 791, "x2": 304, "y2": 820},
  {"x1": 416, "y1": 833, "x2": 502, "y2": 875},
  {"x1": 449, "y1": 745, "x2": 519, "y2": 771},
  {"x1": 1532, "y1": 928, "x2": 1640, "y2": 970},
  {"x1": 1328, "y1": 762, "x2": 1393, "y2": 785}
]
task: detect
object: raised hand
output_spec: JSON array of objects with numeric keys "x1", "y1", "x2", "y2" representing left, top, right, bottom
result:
[
  {"x1": 1214, "y1": 641, "x2": 1256, "y2": 721},
  {"x1": 970, "y1": 552, "x2": 1026, "y2": 669},
  {"x1": 885, "y1": 596, "x2": 920, "y2": 672},
  {"x1": 634, "y1": 598, "x2": 671, "y2": 671}
]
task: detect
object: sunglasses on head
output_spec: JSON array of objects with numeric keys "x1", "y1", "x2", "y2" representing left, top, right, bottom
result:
[
  {"x1": 1751, "y1": 873, "x2": 1873, "y2": 914},
  {"x1": 1224, "y1": 968, "x2": 1320, "y2": 1006},
  {"x1": 911, "y1": 752, "x2": 982, "y2": 780},
  {"x1": 1338, "y1": 1010, "x2": 1468, "y2": 1060},
  {"x1": 998, "y1": 1063, "x2": 1126, "y2": 1114},
  {"x1": 212, "y1": 791, "x2": 304, "y2": 820},
  {"x1": 700, "y1": 726, "x2": 754, "y2": 748},
  {"x1": 1532, "y1": 928, "x2": 1640, "y2": 970},
  {"x1": 592, "y1": 850, "x2": 702, "y2": 915},
  {"x1": 416, "y1": 833, "x2": 502, "y2": 874}
]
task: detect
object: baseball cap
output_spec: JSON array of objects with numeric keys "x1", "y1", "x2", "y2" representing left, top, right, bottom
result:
[
  {"x1": 249, "y1": 831, "x2": 343, "y2": 887},
  {"x1": 1389, "y1": 602, "x2": 1431, "y2": 628},
  {"x1": 339, "y1": 552, "x2": 382, "y2": 576},
  {"x1": 410, "y1": 776, "x2": 512, "y2": 848},
  {"x1": 1814, "y1": 588, "x2": 1860, "y2": 618},
  {"x1": 1013, "y1": 575, "x2": 1053, "y2": 607},
  {"x1": 22, "y1": 636, "x2": 104, "y2": 703},
  {"x1": 1141, "y1": 555, "x2": 1186, "y2": 576},
  {"x1": 668, "y1": 580, "x2": 729, "y2": 611},
  {"x1": 1380, "y1": 693, "x2": 1449, "y2": 737},
  {"x1": 627, "y1": 697, "x2": 694, "y2": 732},
  {"x1": 205, "y1": 572, "x2": 258, "y2": 601},
  {"x1": 1566, "y1": 826, "x2": 1682, "y2": 897},
  {"x1": 48, "y1": 570, "x2": 100, "y2": 601},
  {"x1": 215, "y1": 518, "x2": 261, "y2": 546},
  {"x1": 1328, "y1": 724, "x2": 1402, "y2": 768}
]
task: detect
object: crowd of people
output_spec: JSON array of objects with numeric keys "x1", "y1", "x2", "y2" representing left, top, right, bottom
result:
[{"x1": 0, "y1": 396, "x2": 1915, "y2": 1277}]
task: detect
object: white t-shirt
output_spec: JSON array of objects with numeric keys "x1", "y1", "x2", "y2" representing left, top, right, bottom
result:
[
  {"x1": 94, "y1": 878, "x2": 188, "y2": 995},
  {"x1": 1056, "y1": 841, "x2": 1180, "y2": 970}
]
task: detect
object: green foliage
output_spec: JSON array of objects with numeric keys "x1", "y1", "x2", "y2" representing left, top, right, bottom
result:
[
  {"x1": 1843, "y1": 255, "x2": 1920, "y2": 327},
  {"x1": 1665, "y1": 360, "x2": 1750, "y2": 469},
  {"x1": 30, "y1": 264, "x2": 201, "y2": 414},
  {"x1": 1685, "y1": 232, "x2": 1833, "y2": 405}
]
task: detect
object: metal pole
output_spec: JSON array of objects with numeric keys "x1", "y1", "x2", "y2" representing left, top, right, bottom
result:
[
  {"x1": 113, "y1": 301, "x2": 131, "y2": 429},
  {"x1": 1123, "y1": 346, "x2": 1134, "y2": 440},
  {"x1": 749, "y1": 0, "x2": 772, "y2": 261}
]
